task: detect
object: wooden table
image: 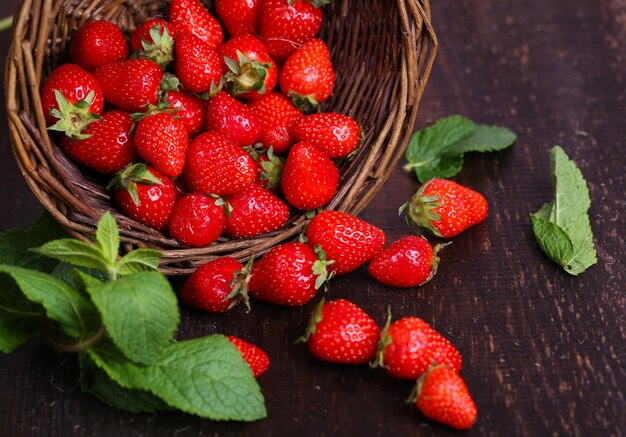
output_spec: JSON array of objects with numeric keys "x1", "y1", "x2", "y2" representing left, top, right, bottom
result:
[{"x1": 1, "y1": 0, "x2": 624, "y2": 435}]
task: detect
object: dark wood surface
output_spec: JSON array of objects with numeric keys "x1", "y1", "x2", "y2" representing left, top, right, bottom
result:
[{"x1": 1, "y1": 0, "x2": 625, "y2": 435}]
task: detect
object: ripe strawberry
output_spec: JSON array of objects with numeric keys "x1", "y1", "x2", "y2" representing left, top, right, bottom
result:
[
  {"x1": 40, "y1": 64, "x2": 103, "y2": 138},
  {"x1": 248, "y1": 242, "x2": 332, "y2": 306},
  {"x1": 224, "y1": 184, "x2": 289, "y2": 238},
  {"x1": 403, "y1": 178, "x2": 488, "y2": 238},
  {"x1": 205, "y1": 91, "x2": 262, "y2": 146},
  {"x1": 93, "y1": 59, "x2": 163, "y2": 113},
  {"x1": 174, "y1": 32, "x2": 223, "y2": 94},
  {"x1": 131, "y1": 19, "x2": 177, "y2": 69},
  {"x1": 60, "y1": 110, "x2": 137, "y2": 174},
  {"x1": 300, "y1": 299, "x2": 380, "y2": 365},
  {"x1": 291, "y1": 113, "x2": 362, "y2": 159},
  {"x1": 374, "y1": 316, "x2": 462, "y2": 380},
  {"x1": 181, "y1": 257, "x2": 251, "y2": 312},
  {"x1": 184, "y1": 132, "x2": 258, "y2": 196},
  {"x1": 411, "y1": 365, "x2": 478, "y2": 430},
  {"x1": 247, "y1": 146, "x2": 284, "y2": 193},
  {"x1": 168, "y1": 193, "x2": 226, "y2": 246},
  {"x1": 227, "y1": 336, "x2": 270, "y2": 378},
  {"x1": 110, "y1": 164, "x2": 177, "y2": 231},
  {"x1": 215, "y1": 0, "x2": 260, "y2": 37},
  {"x1": 169, "y1": 0, "x2": 224, "y2": 49},
  {"x1": 134, "y1": 112, "x2": 189, "y2": 177},
  {"x1": 69, "y1": 21, "x2": 129, "y2": 71},
  {"x1": 305, "y1": 211, "x2": 386, "y2": 275},
  {"x1": 163, "y1": 89, "x2": 206, "y2": 137},
  {"x1": 218, "y1": 35, "x2": 277, "y2": 100},
  {"x1": 279, "y1": 38, "x2": 335, "y2": 109},
  {"x1": 368, "y1": 236, "x2": 446, "y2": 288},
  {"x1": 259, "y1": 0, "x2": 327, "y2": 62},
  {"x1": 248, "y1": 92, "x2": 303, "y2": 153},
  {"x1": 282, "y1": 142, "x2": 339, "y2": 210}
]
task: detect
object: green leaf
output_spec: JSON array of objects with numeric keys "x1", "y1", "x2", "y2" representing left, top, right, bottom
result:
[
  {"x1": 89, "y1": 336, "x2": 267, "y2": 421},
  {"x1": 530, "y1": 215, "x2": 574, "y2": 268},
  {"x1": 0, "y1": 275, "x2": 44, "y2": 353},
  {"x1": 96, "y1": 212, "x2": 119, "y2": 265},
  {"x1": 84, "y1": 272, "x2": 179, "y2": 365},
  {"x1": 447, "y1": 124, "x2": 518, "y2": 155},
  {"x1": 52, "y1": 263, "x2": 108, "y2": 289},
  {"x1": 32, "y1": 239, "x2": 111, "y2": 273},
  {"x1": 116, "y1": 249, "x2": 163, "y2": 276}
]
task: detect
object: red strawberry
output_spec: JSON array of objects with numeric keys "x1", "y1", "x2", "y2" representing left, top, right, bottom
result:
[
  {"x1": 374, "y1": 316, "x2": 462, "y2": 380},
  {"x1": 134, "y1": 112, "x2": 189, "y2": 177},
  {"x1": 279, "y1": 38, "x2": 335, "y2": 109},
  {"x1": 93, "y1": 59, "x2": 163, "y2": 113},
  {"x1": 305, "y1": 211, "x2": 386, "y2": 275},
  {"x1": 60, "y1": 110, "x2": 137, "y2": 174},
  {"x1": 215, "y1": 0, "x2": 260, "y2": 37},
  {"x1": 174, "y1": 32, "x2": 223, "y2": 94},
  {"x1": 205, "y1": 91, "x2": 262, "y2": 146},
  {"x1": 403, "y1": 178, "x2": 488, "y2": 238},
  {"x1": 218, "y1": 35, "x2": 277, "y2": 100},
  {"x1": 69, "y1": 21, "x2": 129, "y2": 71},
  {"x1": 40, "y1": 64, "x2": 103, "y2": 138},
  {"x1": 169, "y1": 0, "x2": 224, "y2": 49},
  {"x1": 247, "y1": 146, "x2": 284, "y2": 193},
  {"x1": 184, "y1": 132, "x2": 258, "y2": 196},
  {"x1": 224, "y1": 184, "x2": 289, "y2": 238},
  {"x1": 131, "y1": 19, "x2": 177, "y2": 69},
  {"x1": 411, "y1": 365, "x2": 478, "y2": 430},
  {"x1": 227, "y1": 336, "x2": 270, "y2": 378},
  {"x1": 300, "y1": 299, "x2": 380, "y2": 365},
  {"x1": 282, "y1": 142, "x2": 339, "y2": 210},
  {"x1": 259, "y1": 0, "x2": 327, "y2": 62},
  {"x1": 248, "y1": 92, "x2": 303, "y2": 153},
  {"x1": 248, "y1": 242, "x2": 332, "y2": 306},
  {"x1": 164, "y1": 89, "x2": 206, "y2": 137},
  {"x1": 368, "y1": 236, "x2": 446, "y2": 288},
  {"x1": 168, "y1": 193, "x2": 226, "y2": 246},
  {"x1": 111, "y1": 164, "x2": 177, "y2": 231},
  {"x1": 291, "y1": 113, "x2": 362, "y2": 159}
]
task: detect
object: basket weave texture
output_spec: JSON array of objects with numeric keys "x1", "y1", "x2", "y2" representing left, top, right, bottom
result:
[{"x1": 5, "y1": 0, "x2": 437, "y2": 275}]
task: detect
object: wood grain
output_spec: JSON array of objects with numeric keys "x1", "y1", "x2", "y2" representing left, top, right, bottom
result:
[{"x1": 1, "y1": 0, "x2": 624, "y2": 435}]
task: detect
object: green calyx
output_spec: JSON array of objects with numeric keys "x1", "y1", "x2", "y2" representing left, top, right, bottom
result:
[
  {"x1": 296, "y1": 298, "x2": 326, "y2": 343},
  {"x1": 107, "y1": 164, "x2": 163, "y2": 206},
  {"x1": 47, "y1": 90, "x2": 100, "y2": 139},
  {"x1": 226, "y1": 257, "x2": 254, "y2": 312},
  {"x1": 258, "y1": 147, "x2": 284, "y2": 190},
  {"x1": 288, "y1": 91, "x2": 320, "y2": 113},
  {"x1": 133, "y1": 24, "x2": 175, "y2": 69},
  {"x1": 402, "y1": 179, "x2": 444, "y2": 237},
  {"x1": 370, "y1": 306, "x2": 392, "y2": 369},
  {"x1": 423, "y1": 242, "x2": 451, "y2": 285},
  {"x1": 211, "y1": 195, "x2": 233, "y2": 218},
  {"x1": 223, "y1": 51, "x2": 272, "y2": 97},
  {"x1": 311, "y1": 245, "x2": 335, "y2": 291}
]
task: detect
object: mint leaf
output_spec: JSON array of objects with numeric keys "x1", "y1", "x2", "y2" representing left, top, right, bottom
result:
[
  {"x1": 32, "y1": 239, "x2": 111, "y2": 273},
  {"x1": 0, "y1": 275, "x2": 44, "y2": 353},
  {"x1": 85, "y1": 272, "x2": 179, "y2": 364},
  {"x1": 96, "y1": 212, "x2": 119, "y2": 265},
  {"x1": 530, "y1": 215, "x2": 574, "y2": 268},
  {"x1": 52, "y1": 263, "x2": 108, "y2": 289},
  {"x1": 448, "y1": 124, "x2": 518, "y2": 154},
  {"x1": 89, "y1": 336, "x2": 267, "y2": 421},
  {"x1": 116, "y1": 249, "x2": 162, "y2": 276}
]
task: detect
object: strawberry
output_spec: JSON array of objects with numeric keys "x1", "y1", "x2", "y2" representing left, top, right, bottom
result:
[
  {"x1": 163, "y1": 89, "x2": 206, "y2": 137},
  {"x1": 411, "y1": 365, "x2": 478, "y2": 430},
  {"x1": 282, "y1": 141, "x2": 339, "y2": 211},
  {"x1": 403, "y1": 178, "x2": 488, "y2": 238},
  {"x1": 205, "y1": 91, "x2": 262, "y2": 146},
  {"x1": 133, "y1": 112, "x2": 189, "y2": 177},
  {"x1": 305, "y1": 211, "x2": 386, "y2": 275},
  {"x1": 110, "y1": 164, "x2": 177, "y2": 231},
  {"x1": 247, "y1": 146, "x2": 284, "y2": 193},
  {"x1": 224, "y1": 184, "x2": 289, "y2": 238},
  {"x1": 92, "y1": 59, "x2": 163, "y2": 113},
  {"x1": 368, "y1": 236, "x2": 446, "y2": 288},
  {"x1": 60, "y1": 110, "x2": 137, "y2": 174},
  {"x1": 248, "y1": 242, "x2": 332, "y2": 306},
  {"x1": 69, "y1": 21, "x2": 129, "y2": 71},
  {"x1": 184, "y1": 132, "x2": 258, "y2": 196},
  {"x1": 181, "y1": 257, "x2": 251, "y2": 312},
  {"x1": 215, "y1": 0, "x2": 260, "y2": 37},
  {"x1": 248, "y1": 92, "x2": 303, "y2": 153},
  {"x1": 259, "y1": 0, "x2": 328, "y2": 62},
  {"x1": 374, "y1": 315, "x2": 462, "y2": 380},
  {"x1": 40, "y1": 64, "x2": 103, "y2": 138},
  {"x1": 168, "y1": 193, "x2": 227, "y2": 246},
  {"x1": 299, "y1": 299, "x2": 380, "y2": 365},
  {"x1": 131, "y1": 19, "x2": 177, "y2": 69},
  {"x1": 227, "y1": 336, "x2": 270, "y2": 378},
  {"x1": 218, "y1": 35, "x2": 277, "y2": 100},
  {"x1": 291, "y1": 113, "x2": 362, "y2": 159},
  {"x1": 174, "y1": 32, "x2": 223, "y2": 94},
  {"x1": 169, "y1": 0, "x2": 224, "y2": 49},
  {"x1": 279, "y1": 38, "x2": 335, "y2": 109}
]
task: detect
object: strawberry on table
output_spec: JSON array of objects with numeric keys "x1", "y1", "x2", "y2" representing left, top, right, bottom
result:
[
  {"x1": 169, "y1": 0, "x2": 224, "y2": 49},
  {"x1": 224, "y1": 184, "x2": 289, "y2": 238},
  {"x1": 69, "y1": 20, "x2": 129, "y2": 71},
  {"x1": 168, "y1": 193, "x2": 227, "y2": 247},
  {"x1": 131, "y1": 19, "x2": 177, "y2": 69},
  {"x1": 291, "y1": 113, "x2": 362, "y2": 159},
  {"x1": 227, "y1": 336, "x2": 270, "y2": 378},
  {"x1": 215, "y1": 0, "x2": 260, "y2": 37},
  {"x1": 248, "y1": 92, "x2": 303, "y2": 153},
  {"x1": 174, "y1": 32, "x2": 223, "y2": 94},
  {"x1": 205, "y1": 91, "x2": 262, "y2": 147},
  {"x1": 163, "y1": 89, "x2": 206, "y2": 137}
]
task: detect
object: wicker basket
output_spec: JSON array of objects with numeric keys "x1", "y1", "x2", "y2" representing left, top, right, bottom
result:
[{"x1": 5, "y1": 0, "x2": 437, "y2": 275}]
